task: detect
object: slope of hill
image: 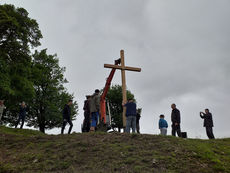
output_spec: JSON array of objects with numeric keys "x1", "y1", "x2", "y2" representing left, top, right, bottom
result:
[{"x1": 0, "y1": 126, "x2": 230, "y2": 173}]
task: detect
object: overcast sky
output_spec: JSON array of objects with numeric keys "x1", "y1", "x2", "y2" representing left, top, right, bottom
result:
[{"x1": 1, "y1": 0, "x2": 230, "y2": 138}]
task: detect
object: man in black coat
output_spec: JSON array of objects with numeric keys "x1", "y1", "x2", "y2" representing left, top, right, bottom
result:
[
  {"x1": 171, "y1": 103, "x2": 181, "y2": 137},
  {"x1": 82, "y1": 95, "x2": 91, "y2": 132},
  {"x1": 136, "y1": 108, "x2": 141, "y2": 134},
  {"x1": 15, "y1": 102, "x2": 28, "y2": 129},
  {"x1": 61, "y1": 99, "x2": 73, "y2": 134},
  {"x1": 200, "y1": 109, "x2": 215, "y2": 139}
]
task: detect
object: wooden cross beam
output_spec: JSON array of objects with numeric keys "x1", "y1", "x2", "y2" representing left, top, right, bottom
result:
[{"x1": 104, "y1": 50, "x2": 141, "y2": 127}]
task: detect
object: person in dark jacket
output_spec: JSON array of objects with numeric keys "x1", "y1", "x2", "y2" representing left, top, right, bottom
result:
[
  {"x1": 15, "y1": 102, "x2": 27, "y2": 129},
  {"x1": 61, "y1": 99, "x2": 73, "y2": 134},
  {"x1": 123, "y1": 99, "x2": 137, "y2": 133},
  {"x1": 136, "y1": 108, "x2": 141, "y2": 134},
  {"x1": 171, "y1": 103, "x2": 181, "y2": 137},
  {"x1": 82, "y1": 95, "x2": 91, "y2": 132},
  {"x1": 200, "y1": 109, "x2": 215, "y2": 139}
]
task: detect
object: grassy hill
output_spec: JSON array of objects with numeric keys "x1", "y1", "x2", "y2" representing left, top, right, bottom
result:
[{"x1": 0, "y1": 126, "x2": 230, "y2": 173}]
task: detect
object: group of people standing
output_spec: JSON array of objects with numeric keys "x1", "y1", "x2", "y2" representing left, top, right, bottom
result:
[
  {"x1": 81, "y1": 89, "x2": 101, "y2": 132},
  {"x1": 0, "y1": 95, "x2": 215, "y2": 140},
  {"x1": 58, "y1": 94, "x2": 216, "y2": 139},
  {"x1": 158, "y1": 103, "x2": 215, "y2": 139},
  {"x1": 81, "y1": 91, "x2": 142, "y2": 133}
]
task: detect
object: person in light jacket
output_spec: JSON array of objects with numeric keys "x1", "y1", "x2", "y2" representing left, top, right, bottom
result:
[{"x1": 89, "y1": 89, "x2": 100, "y2": 132}]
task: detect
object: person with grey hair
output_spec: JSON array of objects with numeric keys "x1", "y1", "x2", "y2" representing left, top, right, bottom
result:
[
  {"x1": 171, "y1": 103, "x2": 182, "y2": 137},
  {"x1": 0, "y1": 100, "x2": 6, "y2": 124},
  {"x1": 15, "y1": 102, "x2": 28, "y2": 129}
]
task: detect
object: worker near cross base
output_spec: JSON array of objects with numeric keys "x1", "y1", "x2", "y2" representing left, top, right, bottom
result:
[
  {"x1": 123, "y1": 99, "x2": 137, "y2": 133},
  {"x1": 171, "y1": 103, "x2": 182, "y2": 137},
  {"x1": 82, "y1": 95, "x2": 91, "y2": 132},
  {"x1": 61, "y1": 99, "x2": 73, "y2": 134},
  {"x1": 200, "y1": 109, "x2": 215, "y2": 139},
  {"x1": 89, "y1": 89, "x2": 100, "y2": 132}
]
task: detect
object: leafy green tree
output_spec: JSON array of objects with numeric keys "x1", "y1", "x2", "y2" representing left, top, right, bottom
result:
[
  {"x1": 0, "y1": 4, "x2": 42, "y2": 124},
  {"x1": 106, "y1": 85, "x2": 135, "y2": 132},
  {"x1": 26, "y1": 49, "x2": 78, "y2": 133},
  {"x1": 0, "y1": 4, "x2": 78, "y2": 133}
]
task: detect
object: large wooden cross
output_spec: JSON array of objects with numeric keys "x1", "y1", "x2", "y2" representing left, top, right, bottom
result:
[{"x1": 104, "y1": 50, "x2": 141, "y2": 127}]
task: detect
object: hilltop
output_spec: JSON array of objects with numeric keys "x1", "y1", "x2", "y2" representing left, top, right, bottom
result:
[{"x1": 0, "y1": 126, "x2": 230, "y2": 173}]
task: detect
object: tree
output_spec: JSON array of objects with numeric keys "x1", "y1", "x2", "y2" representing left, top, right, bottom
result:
[
  {"x1": 0, "y1": 4, "x2": 78, "y2": 133},
  {"x1": 26, "y1": 49, "x2": 78, "y2": 133},
  {"x1": 0, "y1": 4, "x2": 42, "y2": 124},
  {"x1": 106, "y1": 85, "x2": 135, "y2": 132}
]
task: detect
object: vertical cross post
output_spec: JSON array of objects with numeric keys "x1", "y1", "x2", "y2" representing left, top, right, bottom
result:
[{"x1": 120, "y1": 50, "x2": 127, "y2": 127}]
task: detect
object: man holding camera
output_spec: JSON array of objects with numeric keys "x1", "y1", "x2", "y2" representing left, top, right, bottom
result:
[{"x1": 200, "y1": 109, "x2": 215, "y2": 139}]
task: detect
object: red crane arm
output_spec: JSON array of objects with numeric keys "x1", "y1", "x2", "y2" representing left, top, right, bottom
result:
[{"x1": 100, "y1": 58, "x2": 121, "y2": 123}]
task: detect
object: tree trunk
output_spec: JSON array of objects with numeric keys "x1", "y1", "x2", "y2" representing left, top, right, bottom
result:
[
  {"x1": 39, "y1": 124, "x2": 45, "y2": 133},
  {"x1": 38, "y1": 111, "x2": 45, "y2": 133}
]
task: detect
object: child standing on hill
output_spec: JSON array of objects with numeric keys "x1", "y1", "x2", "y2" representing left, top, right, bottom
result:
[{"x1": 159, "y1": 114, "x2": 168, "y2": 135}]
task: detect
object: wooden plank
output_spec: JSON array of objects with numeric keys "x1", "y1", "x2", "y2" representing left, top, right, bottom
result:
[{"x1": 104, "y1": 64, "x2": 141, "y2": 72}]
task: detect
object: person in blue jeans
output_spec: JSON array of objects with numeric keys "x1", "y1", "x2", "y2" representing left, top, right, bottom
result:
[
  {"x1": 123, "y1": 99, "x2": 137, "y2": 133},
  {"x1": 159, "y1": 114, "x2": 168, "y2": 135},
  {"x1": 89, "y1": 89, "x2": 100, "y2": 132}
]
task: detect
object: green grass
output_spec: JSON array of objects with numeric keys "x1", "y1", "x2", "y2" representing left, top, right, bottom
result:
[{"x1": 0, "y1": 126, "x2": 230, "y2": 173}]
